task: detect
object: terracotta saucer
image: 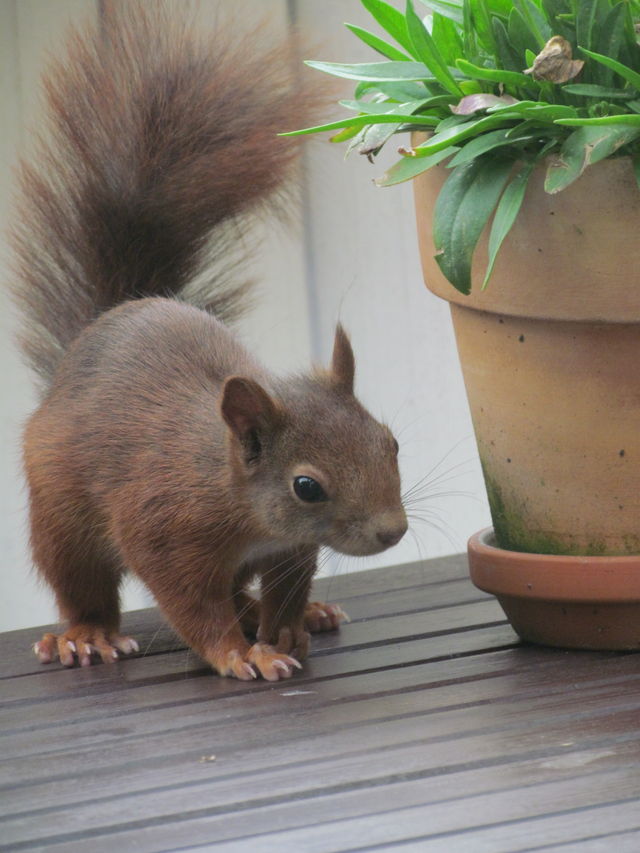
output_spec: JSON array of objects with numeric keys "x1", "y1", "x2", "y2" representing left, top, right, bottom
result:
[{"x1": 468, "y1": 528, "x2": 640, "y2": 651}]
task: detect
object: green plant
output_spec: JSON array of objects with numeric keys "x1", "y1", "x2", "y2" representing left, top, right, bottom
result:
[{"x1": 284, "y1": 0, "x2": 640, "y2": 293}]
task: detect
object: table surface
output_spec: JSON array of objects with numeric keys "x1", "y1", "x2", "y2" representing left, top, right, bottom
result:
[{"x1": 1, "y1": 553, "x2": 640, "y2": 852}]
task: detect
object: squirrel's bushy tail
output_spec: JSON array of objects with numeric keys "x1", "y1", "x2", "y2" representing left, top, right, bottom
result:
[{"x1": 11, "y1": 0, "x2": 324, "y2": 386}]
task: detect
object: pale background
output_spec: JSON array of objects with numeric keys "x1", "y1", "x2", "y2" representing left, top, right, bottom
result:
[{"x1": 0, "y1": 0, "x2": 491, "y2": 632}]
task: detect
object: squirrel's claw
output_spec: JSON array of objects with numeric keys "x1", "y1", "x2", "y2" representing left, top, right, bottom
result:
[
  {"x1": 246, "y1": 642, "x2": 301, "y2": 682},
  {"x1": 304, "y1": 601, "x2": 350, "y2": 633},
  {"x1": 33, "y1": 629, "x2": 139, "y2": 667}
]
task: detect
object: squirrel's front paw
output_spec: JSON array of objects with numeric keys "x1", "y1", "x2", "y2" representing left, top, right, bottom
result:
[
  {"x1": 213, "y1": 644, "x2": 302, "y2": 681},
  {"x1": 269, "y1": 625, "x2": 311, "y2": 661},
  {"x1": 246, "y1": 642, "x2": 302, "y2": 682},
  {"x1": 34, "y1": 627, "x2": 139, "y2": 667}
]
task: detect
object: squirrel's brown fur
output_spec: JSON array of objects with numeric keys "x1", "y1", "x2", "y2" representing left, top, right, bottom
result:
[{"x1": 13, "y1": 1, "x2": 407, "y2": 680}]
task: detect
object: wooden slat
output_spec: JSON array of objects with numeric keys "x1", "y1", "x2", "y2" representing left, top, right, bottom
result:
[
  {"x1": 1, "y1": 640, "x2": 635, "y2": 763},
  {"x1": 0, "y1": 556, "x2": 474, "y2": 680},
  {"x1": 382, "y1": 802, "x2": 640, "y2": 853},
  {"x1": 175, "y1": 772, "x2": 640, "y2": 853},
  {"x1": 0, "y1": 597, "x2": 509, "y2": 706},
  {"x1": 2, "y1": 554, "x2": 639, "y2": 852},
  {"x1": 2, "y1": 685, "x2": 640, "y2": 829},
  {"x1": 0, "y1": 624, "x2": 518, "y2": 764},
  {"x1": 21, "y1": 758, "x2": 640, "y2": 853},
  {"x1": 3, "y1": 660, "x2": 640, "y2": 842},
  {"x1": 4, "y1": 751, "x2": 640, "y2": 852}
]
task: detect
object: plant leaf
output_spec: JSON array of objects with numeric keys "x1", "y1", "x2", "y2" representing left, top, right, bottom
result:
[
  {"x1": 405, "y1": 0, "x2": 463, "y2": 95},
  {"x1": 339, "y1": 99, "x2": 430, "y2": 114},
  {"x1": 412, "y1": 94, "x2": 459, "y2": 110},
  {"x1": 492, "y1": 17, "x2": 524, "y2": 73},
  {"x1": 413, "y1": 111, "x2": 524, "y2": 155},
  {"x1": 345, "y1": 24, "x2": 412, "y2": 62},
  {"x1": 578, "y1": 47, "x2": 640, "y2": 91},
  {"x1": 592, "y1": 3, "x2": 629, "y2": 88},
  {"x1": 462, "y1": 0, "x2": 476, "y2": 59},
  {"x1": 562, "y1": 83, "x2": 638, "y2": 99},
  {"x1": 304, "y1": 60, "x2": 435, "y2": 83},
  {"x1": 375, "y1": 145, "x2": 459, "y2": 185},
  {"x1": 447, "y1": 128, "x2": 521, "y2": 166},
  {"x1": 576, "y1": 0, "x2": 608, "y2": 53},
  {"x1": 545, "y1": 124, "x2": 640, "y2": 192},
  {"x1": 357, "y1": 122, "x2": 403, "y2": 156},
  {"x1": 437, "y1": 113, "x2": 472, "y2": 131},
  {"x1": 556, "y1": 114, "x2": 640, "y2": 125},
  {"x1": 505, "y1": 118, "x2": 546, "y2": 138},
  {"x1": 487, "y1": 99, "x2": 545, "y2": 113},
  {"x1": 431, "y1": 11, "x2": 464, "y2": 65},
  {"x1": 514, "y1": 0, "x2": 553, "y2": 48},
  {"x1": 459, "y1": 79, "x2": 484, "y2": 95},
  {"x1": 483, "y1": 163, "x2": 534, "y2": 288},
  {"x1": 361, "y1": 0, "x2": 416, "y2": 56},
  {"x1": 468, "y1": 0, "x2": 498, "y2": 57},
  {"x1": 377, "y1": 81, "x2": 434, "y2": 100},
  {"x1": 540, "y1": 0, "x2": 574, "y2": 41},
  {"x1": 433, "y1": 156, "x2": 514, "y2": 293},
  {"x1": 508, "y1": 6, "x2": 540, "y2": 57},
  {"x1": 330, "y1": 125, "x2": 364, "y2": 143},
  {"x1": 522, "y1": 103, "x2": 579, "y2": 120},
  {"x1": 456, "y1": 58, "x2": 535, "y2": 89},
  {"x1": 419, "y1": 0, "x2": 464, "y2": 26},
  {"x1": 280, "y1": 112, "x2": 439, "y2": 137}
]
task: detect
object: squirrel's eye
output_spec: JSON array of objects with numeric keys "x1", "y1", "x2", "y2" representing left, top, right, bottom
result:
[
  {"x1": 393, "y1": 438, "x2": 399, "y2": 455},
  {"x1": 293, "y1": 475, "x2": 328, "y2": 503}
]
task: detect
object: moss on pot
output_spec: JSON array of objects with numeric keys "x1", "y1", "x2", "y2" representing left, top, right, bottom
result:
[{"x1": 481, "y1": 464, "x2": 612, "y2": 557}]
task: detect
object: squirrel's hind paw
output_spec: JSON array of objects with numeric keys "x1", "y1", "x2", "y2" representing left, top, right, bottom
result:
[
  {"x1": 304, "y1": 602, "x2": 350, "y2": 633},
  {"x1": 33, "y1": 629, "x2": 139, "y2": 667}
]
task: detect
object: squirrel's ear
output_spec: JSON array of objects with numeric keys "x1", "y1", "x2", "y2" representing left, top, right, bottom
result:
[
  {"x1": 331, "y1": 324, "x2": 355, "y2": 393},
  {"x1": 221, "y1": 377, "x2": 282, "y2": 450}
]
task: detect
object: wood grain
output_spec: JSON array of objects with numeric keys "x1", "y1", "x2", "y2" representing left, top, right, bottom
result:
[{"x1": 1, "y1": 555, "x2": 639, "y2": 852}]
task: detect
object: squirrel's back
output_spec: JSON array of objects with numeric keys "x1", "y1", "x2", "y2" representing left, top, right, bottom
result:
[{"x1": 10, "y1": 0, "x2": 325, "y2": 388}]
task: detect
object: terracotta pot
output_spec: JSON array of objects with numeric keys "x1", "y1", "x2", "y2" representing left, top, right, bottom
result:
[
  {"x1": 469, "y1": 528, "x2": 640, "y2": 650},
  {"x1": 413, "y1": 153, "x2": 640, "y2": 556}
]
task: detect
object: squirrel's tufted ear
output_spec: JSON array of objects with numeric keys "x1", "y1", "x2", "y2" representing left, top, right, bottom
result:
[
  {"x1": 221, "y1": 377, "x2": 282, "y2": 453},
  {"x1": 331, "y1": 324, "x2": 355, "y2": 393}
]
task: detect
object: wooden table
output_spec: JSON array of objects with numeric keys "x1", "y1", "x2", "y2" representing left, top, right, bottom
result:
[{"x1": 1, "y1": 554, "x2": 639, "y2": 852}]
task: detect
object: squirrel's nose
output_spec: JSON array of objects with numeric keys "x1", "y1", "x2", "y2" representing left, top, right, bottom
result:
[{"x1": 376, "y1": 520, "x2": 408, "y2": 548}]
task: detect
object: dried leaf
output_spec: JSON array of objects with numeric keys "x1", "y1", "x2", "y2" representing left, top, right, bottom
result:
[
  {"x1": 524, "y1": 36, "x2": 584, "y2": 83},
  {"x1": 450, "y1": 94, "x2": 518, "y2": 115}
]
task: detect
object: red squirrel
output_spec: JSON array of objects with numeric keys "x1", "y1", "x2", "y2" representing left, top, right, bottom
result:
[{"x1": 11, "y1": 1, "x2": 407, "y2": 681}]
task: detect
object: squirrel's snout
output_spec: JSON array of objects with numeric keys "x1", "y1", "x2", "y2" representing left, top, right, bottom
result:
[
  {"x1": 376, "y1": 523, "x2": 407, "y2": 548},
  {"x1": 332, "y1": 508, "x2": 407, "y2": 556},
  {"x1": 373, "y1": 510, "x2": 408, "y2": 550}
]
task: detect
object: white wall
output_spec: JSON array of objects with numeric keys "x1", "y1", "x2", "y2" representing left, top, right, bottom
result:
[{"x1": 0, "y1": 0, "x2": 490, "y2": 632}]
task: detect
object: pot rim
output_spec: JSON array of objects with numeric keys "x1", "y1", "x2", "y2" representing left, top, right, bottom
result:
[{"x1": 468, "y1": 527, "x2": 640, "y2": 603}]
